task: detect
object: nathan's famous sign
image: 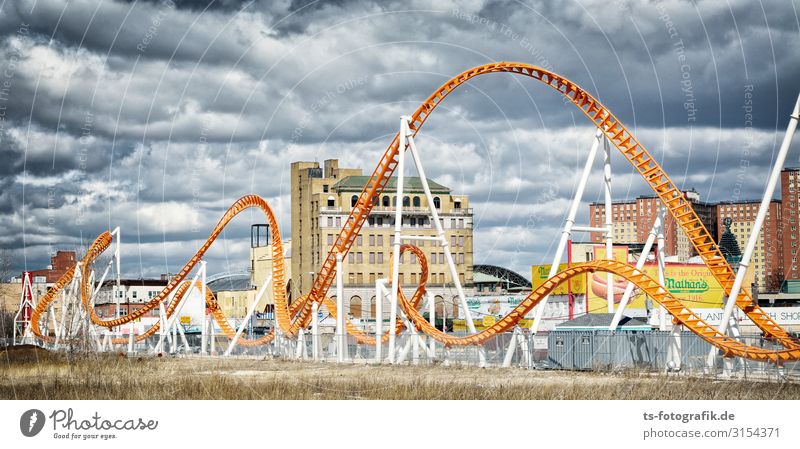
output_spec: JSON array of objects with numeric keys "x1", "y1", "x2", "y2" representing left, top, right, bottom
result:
[{"x1": 532, "y1": 262, "x2": 732, "y2": 312}]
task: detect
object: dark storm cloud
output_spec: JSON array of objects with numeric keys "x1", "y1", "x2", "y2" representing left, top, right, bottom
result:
[{"x1": 0, "y1": 0, "x2": 798, "y2": 278}]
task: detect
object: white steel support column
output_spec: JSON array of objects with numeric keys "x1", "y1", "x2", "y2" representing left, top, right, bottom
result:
[
  {"x1": 311, "y1": 301, "x2": 319, "y2": 361},
  {"x1": 708, "y1": 93, "x2": 800, "y2": 368},
  {"x1": 387, "y1": 118, "x2": 408, "y2": 364},
  {"x1": 532, "y1": 129, "x2": 602, "y2": 333},
  {"x1": 426, "y1": 291, "x2": 435, "y2": 357},
  {"x1": 336, "y1": 252, "x2": 346, "y2": 362},
  {"x1": 201, "y1": 260, "x2": 208, "y2": 355},
  {"x1": 374, "y1": 279, "x2": 384, "y2": 363},
  {"x1": 609, "y1": 214, "x2": 662, "y2": 330},
  {"x1": 224, "y1": 275, "x2": 272, "y2": 356},
  {"x1": 657, "y1": 207, "x2": 668, "y2": 331},
  {"x1": 603, "y1": 135, "x2": 615, "y2": 313}
]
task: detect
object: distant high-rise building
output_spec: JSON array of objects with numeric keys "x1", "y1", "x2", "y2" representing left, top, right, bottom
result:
[
  {"x1": 716, "y1": 200, "x2": 782, "y2": 292},
  {"x1": 588, "y1": 190, "x2": 717, "y2": 260},
  {"x1": 781, "y1": 167, "x2": 800, "y2": 283}
]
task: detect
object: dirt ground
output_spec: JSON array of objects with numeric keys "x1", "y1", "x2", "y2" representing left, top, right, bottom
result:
[{"x1": 2, "y1": 345, "x2": 799, "y2": 400}]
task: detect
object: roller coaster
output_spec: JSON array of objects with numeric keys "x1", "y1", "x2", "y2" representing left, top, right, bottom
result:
[{"x1": 20, "y1": 62, "x2": 800, "y2": 367}]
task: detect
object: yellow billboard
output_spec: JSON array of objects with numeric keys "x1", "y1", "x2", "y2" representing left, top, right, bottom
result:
[
  {"x1": 531, "y1": 264, "x2": 586, "y2": 295},
  {"x1": 531, "y1": 245, "x2": 628, "y2": 295},
  {"x1": 588, "y1": 263, "x2": 729, "y2": 312}
]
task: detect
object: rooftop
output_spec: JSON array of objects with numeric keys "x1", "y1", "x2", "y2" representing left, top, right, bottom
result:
[
  {"x1": 554, "y1": 313, "x2": 650, "y2": 330},
  {"x1": 332, "y1": 176, "x2": 451, "y2": 194}
]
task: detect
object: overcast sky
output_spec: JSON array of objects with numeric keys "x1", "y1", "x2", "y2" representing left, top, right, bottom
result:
[{"x1": 0, "y1": 0, "x2": 798, "y2": 281}]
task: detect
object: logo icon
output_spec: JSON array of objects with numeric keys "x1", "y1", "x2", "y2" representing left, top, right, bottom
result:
[{"x1": 20, "y1": 409, "x2": 45, "y2": 437}]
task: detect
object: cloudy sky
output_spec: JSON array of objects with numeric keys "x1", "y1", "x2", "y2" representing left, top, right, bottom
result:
[{"x1": 0, "y1": 0, "x2": 798, "y2": 281}]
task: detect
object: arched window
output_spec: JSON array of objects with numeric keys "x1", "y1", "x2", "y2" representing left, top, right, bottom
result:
[
  {"x1": 349, "y1": 295, "x2": 362, "y2": 318},
  {"x1": 413, "y1": 196, "x2": 420, "y2": 207},
  {"x1": 382, "y1": 196, "x2": 390, "y2": 207},
  {"x1": 372, "y1": 195, "x2": 379, "y2": 205},
  {"x1": 434, "y1": 295, "x2": 445, "y2": 318},
  {"x1": 370, "y1": 296, "x2": 377, "y2": 319},
  {"x1": 433, "y1": 196, "x2": 441, "y2": 209},
  {"x1": 403, "y1": 196, "x2": 410, "y2": 207},
  {"x1": 392, "y1": 196, "x2": 397, "y2": 206},
  {"x1": 351, "y1": 195, "x2": 358, "y2": 208}
]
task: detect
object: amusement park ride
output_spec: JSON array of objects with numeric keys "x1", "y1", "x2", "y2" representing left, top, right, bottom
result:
[{"x1": 14, "y1": 62, "x2": 800, "y2": 371}]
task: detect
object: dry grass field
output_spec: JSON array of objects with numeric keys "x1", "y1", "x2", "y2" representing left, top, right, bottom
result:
[{"x1": 2, "y1": 345, "x2": 799, "y2": 400}]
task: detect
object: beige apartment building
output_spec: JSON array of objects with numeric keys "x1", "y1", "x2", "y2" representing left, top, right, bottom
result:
[{"x1": 291, "y1": 159, "x2": 473, "y2": 319}]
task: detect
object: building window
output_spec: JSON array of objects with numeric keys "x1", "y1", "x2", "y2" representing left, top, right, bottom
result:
[
  {"x1": 382, "y1": 196, "x2": 390, "y2": 207},
  {"x1": 327, "y1": 196, "x2": 335, "y2": 207},
  {"x1": 357, "y1": 252, "x2": 363, "y2": 263},
  {"x1": 454, "y1": 200, "x2": 461, "y2": 209},
  {"x1": 403, "y1": 196, "x2": 410, "y2": 207},
  {"x1": 377, "y1": 235, "x2": 383, "y2": 246},
  {"x1": 369, "y1": 252, "x2": 375, "y2": 263},
  {"x1": 349, "y1": 296, "x2": 362, "y2": 318},
  {"x1": 377, "y1": 252, "x2": 384, "y2": 263},
  {"x1": 433, "y1": 197, "x2": 441, "y2": 209},
  {"x1": 351, "y1": 195, "x2": 358, "y2": 208},
  {"x1": 323, "y1": 184, "x2": 329, "y2": 193},
  {"x1": 369, "y1": 235, "x2": 375, "y2": 246},
  {"x1": 413, "y1": 196, "x2": 421, "y2": 207}
]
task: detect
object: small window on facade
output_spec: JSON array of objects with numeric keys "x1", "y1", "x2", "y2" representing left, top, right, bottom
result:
[
  {"x1": 413, "y1": 196, "x2": 421, "y2": 207},
  {"x1": 351, "y1": 195, "x2": 358, "y2": 208},
  {"x1": 433, "y1": 197, "x2": 441, "y2": 209},
  {"x1": 403, "y1": 196, "x2": 410, "y2": 207},
  {"x1": 382, "y1": 196, "x2": 390, "y2": 207}
]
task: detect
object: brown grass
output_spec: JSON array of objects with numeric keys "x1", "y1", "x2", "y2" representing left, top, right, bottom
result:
[{"x1": 1, "y1": 346, "x2": 798, "y2": 400}]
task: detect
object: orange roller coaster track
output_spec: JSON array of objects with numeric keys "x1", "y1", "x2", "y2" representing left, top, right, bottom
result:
[{"x1": 27, "y1": 62, "x2": 800, "y2": 362}]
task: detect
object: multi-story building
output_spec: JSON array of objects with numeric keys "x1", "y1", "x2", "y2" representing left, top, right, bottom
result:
[
  {"x1": 588, "y1": 190, "x2": 716, "y2": 260},
  {"x1": 23, "y1": 250, "x2": 77, "y2": 283},
  {"x1": 94, "y1": 279, "x2": 169, "y2": 319},
  {"x1": 716, "y1": 200, "x2": 783, "y2": 291},
  {"x1": 291, "y1": 159, "x2": 474, "y2": 319},
  {"x1": 781, "y1": 168, "x2": 800, "y2": 282}
]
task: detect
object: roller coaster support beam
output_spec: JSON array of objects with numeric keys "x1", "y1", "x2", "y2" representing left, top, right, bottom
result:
[
  {"x1": 709, "y1": 93, "x2": 800, "y2": 368},
  {"x1": 603, "y1": 135, "x2": 615, "y2": 313},
  {"x1": 201, "y1": 261, "x2": 209, "y2": 354},
  {"x1": 336, "y1": 252, "x2": 347, "y2": 362},
  {"x1": 388, "y1": 117, "x2": 407, "y2": 364},
  {"x1": 532, "y1": 129, "x2": 603, "y2": 333},
  {"x1": 311, "y1": 301, "x2": 320, "y2": 361},
  {"x1": 426, "y1": 291, "x2": 435, "y2": 357},
  {"x1": 374, "y1": 278, "x2": 385, "y2": 363},
  {"x1": 12, "y1": 272, "x2": 35, "y2": 346},
  {"x1": 657, "y1": 206, "x2": 667, "y2": 331},
  {"x1": 224, "y1": 274, "x2": 272, "y2": 356},
  {"x1": 609, "y1": 212, "x2": 662, "y2": 330}
]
